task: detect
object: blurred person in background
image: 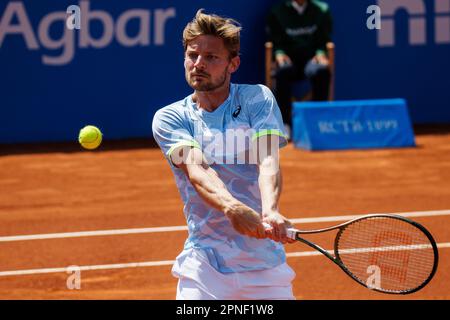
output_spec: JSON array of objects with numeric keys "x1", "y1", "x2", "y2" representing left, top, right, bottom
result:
[{"x1": 266, "y1": 0, "x2": 333, "y2": 135}]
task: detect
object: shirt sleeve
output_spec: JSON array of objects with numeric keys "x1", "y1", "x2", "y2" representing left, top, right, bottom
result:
[
  {"x1": 314, "y1": 6, "x2": 333, "y2": 55},
  {"x1": 246, "y1": 85, "x2": 288, "y2": 148},
  {"x1": 266, "y1": 8, "x2": 289, "y2": 58},
  {"x1": 152, "y1": 107, "x2": 200, "y2": 166}
]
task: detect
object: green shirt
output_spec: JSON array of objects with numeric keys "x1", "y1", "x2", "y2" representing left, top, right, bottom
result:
[{"x1": 266, "y1": 0, "x2": 333, "y2": 60}]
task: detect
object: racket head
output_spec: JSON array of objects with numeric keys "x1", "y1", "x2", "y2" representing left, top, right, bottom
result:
[{"x1": 333, "y1": 214, "x2": 438, "y2": 295}]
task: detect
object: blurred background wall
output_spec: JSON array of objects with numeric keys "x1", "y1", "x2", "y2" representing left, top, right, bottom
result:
[{"x1": 1, "y1": 0, "x2": 449, "y2": 143}]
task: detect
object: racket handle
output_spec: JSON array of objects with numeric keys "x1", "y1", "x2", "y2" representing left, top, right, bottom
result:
[
  {"x1": 262, "y1": 222, "x2": 298, "y2": 240},
  {"x1": 286, "y1": 228, "x2": 298, "y2": 240}
]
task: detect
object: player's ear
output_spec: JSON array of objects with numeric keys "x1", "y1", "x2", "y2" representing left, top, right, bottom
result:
[{"x1": 228, "y1": 55, "x2": 240, "y2": 74}]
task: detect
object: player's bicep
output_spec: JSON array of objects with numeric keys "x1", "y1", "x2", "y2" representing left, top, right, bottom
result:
[
  {"x1": 168, "y1": 142, "x2": 202, "y2": 168},
  {"x1": 173, "y1": 146, "x2": 209, "y2": 180},
  {"x1": 251, "y1": 133, "x2": 282, "y2": 168}
]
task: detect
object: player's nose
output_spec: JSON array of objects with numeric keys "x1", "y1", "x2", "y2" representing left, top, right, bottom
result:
[{"x1": 193, "y1": 55, "x2": 207, "y2": 69}]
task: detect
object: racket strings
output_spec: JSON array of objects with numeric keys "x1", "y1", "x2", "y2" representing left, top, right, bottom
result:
[{"x1": 336, "y1": 217, "x2": 436, "y2": 293}]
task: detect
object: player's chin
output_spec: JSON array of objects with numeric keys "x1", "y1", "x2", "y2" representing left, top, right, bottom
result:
[{"x1": 189, "y1": 80, "x2": 213, "y2": 91}]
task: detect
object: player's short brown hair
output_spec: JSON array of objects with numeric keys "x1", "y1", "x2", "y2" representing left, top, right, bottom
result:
[{"x1": 182, "y1": 9, "x2": 241, "y2": 59}]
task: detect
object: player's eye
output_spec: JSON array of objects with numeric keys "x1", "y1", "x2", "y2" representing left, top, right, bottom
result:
[{"x1": 186, "y1": 53, "x2": 198, "y2": 61}]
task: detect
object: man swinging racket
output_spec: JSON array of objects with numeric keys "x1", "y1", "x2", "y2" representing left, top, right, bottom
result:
[{"x1": 152, "y1": 9, "x2": 296, "y2": 300}]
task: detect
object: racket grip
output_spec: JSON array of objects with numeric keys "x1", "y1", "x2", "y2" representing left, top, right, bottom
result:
[
  {"x1": 286, "y1": 228, "x2": 298, "y2": 240},
  {"x1": 262, "y1": 222, "x2": 297, "y2": 240}
]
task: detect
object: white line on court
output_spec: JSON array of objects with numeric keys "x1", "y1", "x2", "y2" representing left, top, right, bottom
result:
[
  {"x1": 0, "y1": 226, "x2": 188, "y2": 242},
  {"x1": 0, "y1": 243, "x2": 448, "y2": 277},
  {"x1": 286, "y1": 242, "x2": 450, "y2": 257},
  {"x1": 0, "y1": 260, "x2": 176, "y2": 277},
  {"x1": 0, "y1": 209, "x2": 449, "y2": 243}
]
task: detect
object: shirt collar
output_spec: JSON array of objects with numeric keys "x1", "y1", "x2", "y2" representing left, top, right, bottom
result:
[
  {"x1": 189, "y1": 83, "x2": 236, "y2": 116},
  {"x1": 291, "y1": 0, "x2": 308, "y2": 15}
]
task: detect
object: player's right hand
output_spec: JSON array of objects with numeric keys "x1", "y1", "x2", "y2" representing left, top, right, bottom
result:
[
  {"x1": 262, "y1": 212, "x2": 296, "y2": 244},
  {"x1": 224, "y1": 202, "x2": 266, "y2": 239}
]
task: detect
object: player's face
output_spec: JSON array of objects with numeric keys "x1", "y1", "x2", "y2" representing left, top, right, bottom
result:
[{"x1": 184, "y1": 35, "x2": 240, "y2": 92}]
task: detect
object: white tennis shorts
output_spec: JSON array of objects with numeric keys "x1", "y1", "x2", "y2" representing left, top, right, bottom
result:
[{"x1": 172, "y1": 248, "x2": 296, "y2": 300}]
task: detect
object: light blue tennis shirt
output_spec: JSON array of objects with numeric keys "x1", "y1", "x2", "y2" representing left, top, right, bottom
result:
[{"x1": 152, "y1": 83, "x2": 288, "y2": 273}]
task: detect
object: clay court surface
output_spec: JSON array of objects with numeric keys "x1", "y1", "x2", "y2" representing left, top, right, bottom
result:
[{"x1": 0, "y1": 127, "x2": 449, "y2": 300}]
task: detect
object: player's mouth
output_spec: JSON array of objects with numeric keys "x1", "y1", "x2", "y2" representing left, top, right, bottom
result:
[{"x1": 191, "y1": 73, "x2": 208, "y2": 79}]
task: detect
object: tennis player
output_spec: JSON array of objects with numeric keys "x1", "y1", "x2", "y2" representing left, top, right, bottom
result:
[{"x1": 152, "y1": 9, "x2": 296, "y2": 300}]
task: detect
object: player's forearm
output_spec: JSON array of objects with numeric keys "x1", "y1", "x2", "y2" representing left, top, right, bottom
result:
[
  {"x1": 188, "y1": 165, "x2": 266, "y2": 238},
  {"x1": 188, "y1": 166, "x2": 241, "y2": 215},
  {"x1": 258, "y1": 157, "x2": 282, "y2": 216}
]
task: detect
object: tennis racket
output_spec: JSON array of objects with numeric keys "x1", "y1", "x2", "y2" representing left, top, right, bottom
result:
[{"x1": 265, "y1": 214, "x2": 439, "y2": 294}]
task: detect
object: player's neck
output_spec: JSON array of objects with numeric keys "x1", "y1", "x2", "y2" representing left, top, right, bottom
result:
[{"x1": 193, "y1": 83, "x2": 231, "y2": 113}]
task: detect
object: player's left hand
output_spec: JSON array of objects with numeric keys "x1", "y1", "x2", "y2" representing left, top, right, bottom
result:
[{"x1": 262, "y1": 211, "x2": 296, "y2": 244}]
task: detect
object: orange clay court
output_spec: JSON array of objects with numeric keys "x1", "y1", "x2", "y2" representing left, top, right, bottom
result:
[{"x1": 0, "y1": 126, "x2": 449, "y2": 300}]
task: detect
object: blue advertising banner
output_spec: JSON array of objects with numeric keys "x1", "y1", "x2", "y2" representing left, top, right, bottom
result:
[
  {"x1": 292, "y1": 99, "x2": 416, "y2": 150},
  {"x1": 1, "y1": 0, "x2": 449, "y2": 144}
]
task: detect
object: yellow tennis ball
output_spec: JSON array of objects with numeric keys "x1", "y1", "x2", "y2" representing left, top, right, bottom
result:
[{"x1": 78, "y1": 125, "x2": 102, "y2": 150}]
